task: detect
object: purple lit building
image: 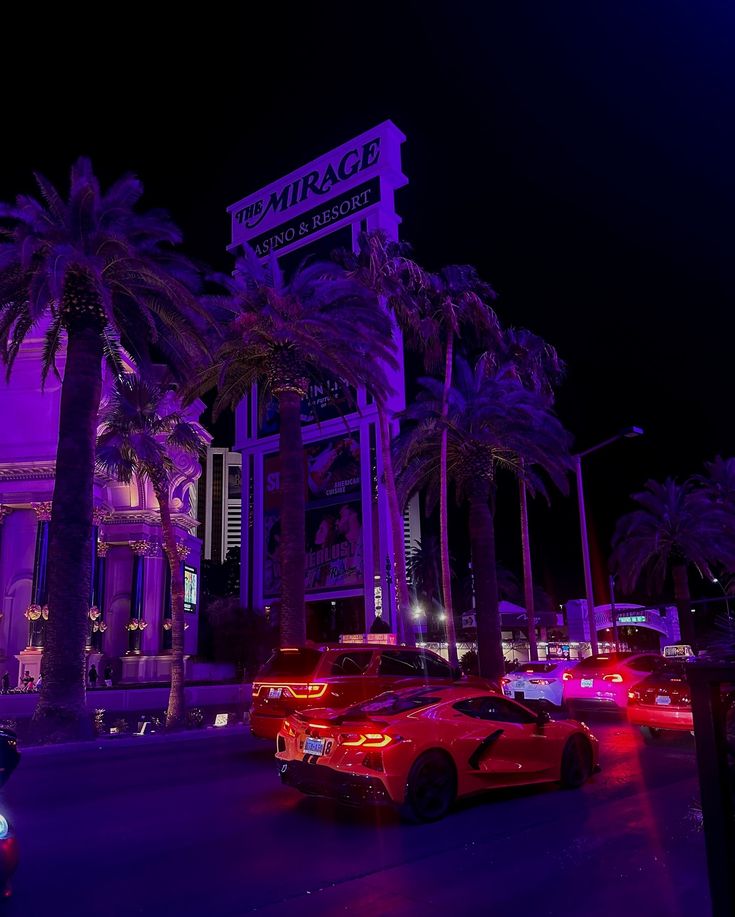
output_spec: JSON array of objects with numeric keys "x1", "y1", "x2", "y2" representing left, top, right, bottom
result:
[{"x1": 0, "y1": 324, "x2": 209, "y2": 686}]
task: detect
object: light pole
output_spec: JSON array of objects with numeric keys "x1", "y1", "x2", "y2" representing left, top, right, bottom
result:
[
  {"x1": 574, "y1": 426, "x2": 644, "y2": 657},
  {"x1": 609, "y1": 573, "x2": 620, "y2": 653}
]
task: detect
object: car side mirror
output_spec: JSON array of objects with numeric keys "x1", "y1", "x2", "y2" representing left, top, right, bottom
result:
[{"x1": 536, "y1": 710, "x2": 551, "y2": 729}]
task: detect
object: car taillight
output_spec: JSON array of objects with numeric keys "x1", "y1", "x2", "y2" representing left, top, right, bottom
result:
[
  {"x1": 284, "y1": 683, "x2": 328, "y2": 700},
  {"x1": 628, "y1": 691, "x2": 640, "y2": 703},
  {"x1": 501, "y1": 678, "x2": 511, "y2": 686},
  {"x1": 529, "y1": 679, "x2": 552, "y2": 685},
  {"x1": 603, "y1": 673, "x2": 624, "y2": 683},
  {"x1": 252, "y1": 683, "x2": 263, "y2": 697},
  {"x1": 563, "y1": 672, "x2": 574, "y2": 681},
  {"x1": 340, "y1": 732, "x2": 394, "y2": 748},
  {"x1": 282, "y1": 720, "x2": 297, "y2": 737},
  {"x1": 681, "y1": 696, "x2": 691, "y2": 705}
]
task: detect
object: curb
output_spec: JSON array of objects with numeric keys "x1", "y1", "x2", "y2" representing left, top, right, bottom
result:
[{"x1": 18, "y1": 722, "x2": 252, "y2": 758}]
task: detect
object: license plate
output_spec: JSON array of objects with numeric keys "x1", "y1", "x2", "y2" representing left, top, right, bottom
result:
[
  {"x1": 655, "y1": 695, "x2": 671, "y2": 705},
  {"x1": 304, "y1": 737, "x2": 325, "y2": 756},
  {"x1": 268, "y1": 687, "x2": 282, "y2": 699},
  {"x1": 581, "y1": 678, "x2": 593, "y2": 688},
  {"x1": 503, "y1": 687, "x2": 512, "y2": 697},
  {"x1": 514, "y1": 690, "x2": 525, "y2": 701}
]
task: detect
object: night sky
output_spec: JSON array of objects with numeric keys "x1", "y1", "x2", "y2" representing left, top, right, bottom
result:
[{"x1": 4, "y1": 2, "x2": 734, "y2": 606}]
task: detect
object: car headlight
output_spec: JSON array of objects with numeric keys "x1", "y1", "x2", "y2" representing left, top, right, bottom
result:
[{"x1": 0, "y1": 814, "x2": 10, "y2": 839}]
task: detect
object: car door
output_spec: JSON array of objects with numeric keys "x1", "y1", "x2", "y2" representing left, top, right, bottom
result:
[{"x1": 447, "y1": 696, "x2": 554, "y2": 785}]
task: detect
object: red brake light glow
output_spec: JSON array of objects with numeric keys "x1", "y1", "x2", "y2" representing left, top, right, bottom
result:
[
  {"x1": 340, "y1": 732, "x2": 393, "y2": 748},
  {"x1": 282, "y1": 720, "x2": 297, "y2": 737},
  {"x1": 628, "y1": 691, "x2": 639, "y2": 703},
  {"x1": 563, "y1": 671, "x2": 573, "y2": 681},
  {"x1": 501, "y1": 678, "x2": 511, "y2": 686},
  {"x1": 254, "y1": 683, "x2": 327, "y2": 699},
  {"x1": 603, "y1": 673, "x2": 624, "y2": 683},
  {"x1": 287, "y1": 683, "x2": 328, "y2": 699},
  {"x1": 529, "y1": 679, "x2": 552, "y2": 685}
]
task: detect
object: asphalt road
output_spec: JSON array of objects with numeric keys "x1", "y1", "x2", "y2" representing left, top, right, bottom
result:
[{"x1": 0, "y1": 717, "x2": 709, "y2": 916}]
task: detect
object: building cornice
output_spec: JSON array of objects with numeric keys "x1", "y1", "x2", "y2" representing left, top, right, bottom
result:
[{"x1": 0, "y1": 461, "x2": 56, "y2": 481}]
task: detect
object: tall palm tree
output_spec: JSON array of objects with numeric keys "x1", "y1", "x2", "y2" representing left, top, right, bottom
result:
[
  {"x1": 194, "y1": 248, "x2": 396, "y2": 646},
  {"x1": 395, "y1": 356, "x2": 572, "y2": 679},
  {"x1": 97, "y1": 374, "x2": 205, "y2": 728},
  {"x1": 422, "y1": 266, "x2": 500, "y2": 667},
  {"x1": 0, "y1": 159, "x2": 206, "y2": 739},
  {"x1": 486, "y1": 328, "x2": 565, "y2": 660},
  {"x1": 335, "y1": 230, "x2": 429, "y2": 643},
  {"x1": 611, "y1": 478, "x2": 735, "y2": 647}
]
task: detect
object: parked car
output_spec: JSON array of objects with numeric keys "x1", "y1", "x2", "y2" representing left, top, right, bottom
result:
[
  {"x1": 562, "y1": 652, "x2": 662, "y2": 711},
  {"x1": 627, "y1": 660, "x2": 693, "y2": 739},
  {"x1": 250, "y1": 644, "x2": 469, "y2": 740},
  {"x1": 276, "y1": 685, "x2": 599, "y2": 821},
  {"x1": 501, "y1": 659, "x2": 578, "y2": 708}
]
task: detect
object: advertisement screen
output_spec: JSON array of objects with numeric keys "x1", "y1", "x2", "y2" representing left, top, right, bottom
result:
[
  {"x1": 258, "y1": 380, "x2": 356, "y2": 437},
  {"x1": 263, "y1": 434, "x2": 363, "y2": 597},
  {"x1": 183, "y1": 565, "x2": 198, "y2": 613}
]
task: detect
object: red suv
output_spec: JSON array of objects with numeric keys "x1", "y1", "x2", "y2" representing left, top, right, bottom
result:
[{"x1": 250, "y1": 644, "x2": 464, "y2": 740}]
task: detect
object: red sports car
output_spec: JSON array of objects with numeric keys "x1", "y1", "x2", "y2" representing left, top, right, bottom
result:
[{"x1": 276, "y1": 685, "x2": 600, "y2": 821}]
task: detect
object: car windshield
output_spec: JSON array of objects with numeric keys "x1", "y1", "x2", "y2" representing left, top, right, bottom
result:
[
  {"x1": 648, "y1": 661, "x2": 686, "y2": 680},
  {"x1": 258, "y1": 648, "x2": 321, "y2": 678},
  {"x1": 346, "y1": 688, "x2": 449, "y2": 718},
  {"x1": 575, "y1": 653, "x2": 634, "y2": 671},
  {"x1": 516, "y1": 663, "x2": 557, "y2": 674}
]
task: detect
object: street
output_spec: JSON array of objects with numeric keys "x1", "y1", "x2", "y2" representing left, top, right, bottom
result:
[{"x1": 1, "y1": 717, "x2": 708, "y2": 916}]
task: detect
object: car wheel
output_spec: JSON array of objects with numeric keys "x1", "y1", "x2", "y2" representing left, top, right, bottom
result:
[
  {"x1": 401, "y1": 750, "x2": 457, "y2": 823},
  {"x1": 641, "y1": 726, "x2": 663, "y2": 743},
  {"x1": 559, "y1": 735, "x2": 593, "y2": 789}
]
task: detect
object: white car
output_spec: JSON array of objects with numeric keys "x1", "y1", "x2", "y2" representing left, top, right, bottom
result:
[{"x1": 502, "y1": 660, "x2": 577, "y2": 708}]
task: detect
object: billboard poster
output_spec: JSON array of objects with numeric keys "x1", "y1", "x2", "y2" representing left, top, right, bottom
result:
[
  {"x1": 258, "y1": 379, "x2": 355, "y2": 437},
  {"x1": 263, "y1": 434, "x2": 363, "y2": 596}
]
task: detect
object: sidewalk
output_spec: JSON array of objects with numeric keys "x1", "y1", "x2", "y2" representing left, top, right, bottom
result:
[{"x1": 0, "y1": 681, "x2": 252, "y2": 717}]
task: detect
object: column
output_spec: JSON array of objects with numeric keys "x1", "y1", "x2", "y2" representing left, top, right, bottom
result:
[
  {"x1": 127, "y1": 540, "x2": 153, "y2": 654},
  {"x1": 141, "y1": 544, "x2": 166, "y2": 657},
  {"x1": 27, "y1": 502, "x2": 52, "y2": 648},
  {"x1": 89, "y1": 540, "x2": 109, "y2": 651},
  {"x1": 88, "y1": 508, "x2": 109, "y2": 651}
]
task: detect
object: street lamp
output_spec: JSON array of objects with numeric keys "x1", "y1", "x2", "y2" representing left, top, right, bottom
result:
[{"x1": 575, "y1": 426, "x2": 644, "y2": 657}]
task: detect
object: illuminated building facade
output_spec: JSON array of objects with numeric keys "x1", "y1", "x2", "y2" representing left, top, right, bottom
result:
[{"x1": 0, "y1": 326, "x2": 208, "y2": 685}]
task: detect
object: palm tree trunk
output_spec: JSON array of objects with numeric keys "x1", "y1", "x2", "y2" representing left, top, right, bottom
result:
[
  {"x1": 158, "y1": 488, "x2": 186, "y2": 729},
  {"x1": 278, "y1": 390, "x2": 306, "y2": 646},
  {"x1": 378, "y1": 405, "x2": 414, "y2": 645},
  {"x1": 32, "y1": 326, "x2": 102, "y2": 741},
  {"x1": 672, "y1": 563, "x2": 696, "y2": 647},
  {"x1": 468, "y1": 483, "x2": 505, "y2": 681},
  {"x1": 440, "y1": 332, "x2": 459, "y2": 667},
  {"x1": 519, "y1": 475, "x2": 538, "y2": 661}
]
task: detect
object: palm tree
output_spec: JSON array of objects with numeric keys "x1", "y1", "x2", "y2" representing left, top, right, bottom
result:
[
  {"x1": 395, "y1": 356, "x2": 571, "y2": 679},
  {"x1": 421, "y1": 266, "x2": 500, "y2": 667},
  {"x1": 97, "y1": 374, "x2": 205, "y2": 728},
  {"x1": 406, "y1": 535, "x2": 446, "y2": 608},
  {"x1": 193, "y1": 248, "x2": 396, "y2": 646},
  {"x1": 335, "y1": 230, "x2": 430, "y2": 644},
  {"x1": 486, "y1": 328, "x2": 565, "y2": 660},
  {"x1": 611, "y1": 478, "x2": 735, "y2": 647},
  {"x1": 0, "y1": 159, "x2": 206, "y2": 739}
]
